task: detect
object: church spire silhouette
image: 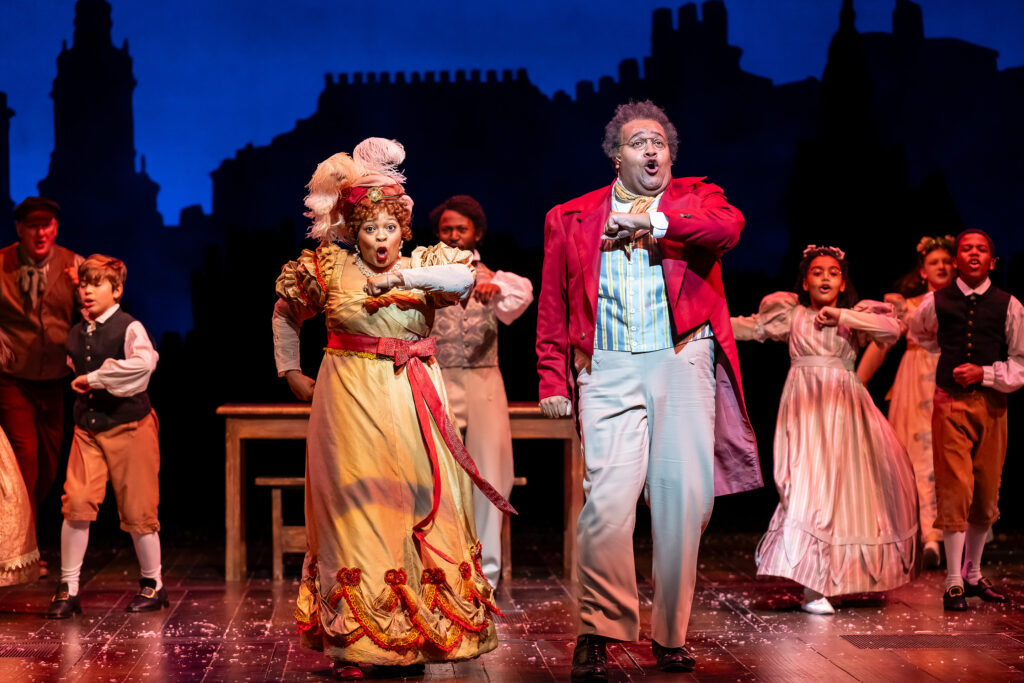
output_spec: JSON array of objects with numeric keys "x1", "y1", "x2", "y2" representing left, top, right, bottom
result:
[{"x1": 38, "y1": 0, "x2": 161, "y2": 254}]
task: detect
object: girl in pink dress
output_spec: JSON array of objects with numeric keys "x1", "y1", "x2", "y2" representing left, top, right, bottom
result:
[
  {"x1": 732, "y1": 246, "x2": 918, "y2": 614},
  {"x1": 856, "y1": 236, "x2": 955, "y2": 568}
]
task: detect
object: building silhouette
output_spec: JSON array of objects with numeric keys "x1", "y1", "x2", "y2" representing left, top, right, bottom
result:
[
  {"x1": 38, "y1": 0, "x2": 162, "y2": 258},
  {"x1": 16, "y1": 0, "x2": 1024, "y2": 531},
  {"x1": 1, "y1": 92, "x2": 11, "y2": 222}
]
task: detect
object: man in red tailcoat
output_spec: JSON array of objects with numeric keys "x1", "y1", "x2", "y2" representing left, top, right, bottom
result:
[{"x1": 536, "y1": 101, "x2": 761, "y2": 681}]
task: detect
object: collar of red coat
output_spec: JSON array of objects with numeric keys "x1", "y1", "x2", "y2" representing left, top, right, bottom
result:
[{"x1": 560, "y1": 176, "x2": 708, "y2": 215}]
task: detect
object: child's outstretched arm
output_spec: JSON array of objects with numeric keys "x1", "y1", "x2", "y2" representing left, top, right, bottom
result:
[
  {"x1": 833, "y1": 302, "x2": 901, "y2": 347},
  {"x1": 730, "y1": 291, "x2": 798, "y2": 342},
  {"x1": 730, "y1": 314, "x2": 761, "y2": 341}
]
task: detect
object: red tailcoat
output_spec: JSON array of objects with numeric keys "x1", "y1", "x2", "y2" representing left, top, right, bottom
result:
[{"x1": 535, "y1": 177, "x2": 762, "y2": 496}]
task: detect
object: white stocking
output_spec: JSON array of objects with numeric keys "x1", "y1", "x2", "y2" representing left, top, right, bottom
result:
[
  {"x1": 943, "y1": 529, "x2": 966, "y2": 590},
  {"x1": 60, "y1": 520, "x2": 91, "y2": 596},
  {"x1": 131, "y1": 531, "x2": 163, "y2": 591},
  {"x1": 962, "y1": 523, "x2": 989, "y2": 584}
]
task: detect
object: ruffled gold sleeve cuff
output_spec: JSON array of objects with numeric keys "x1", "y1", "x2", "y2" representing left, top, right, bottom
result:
[
  {"x1": 410, "y1": 242, "x2": 475, "y2": 269},
  {"x1": 275, "y1": 244, "x2": 342, "y2": 311}
]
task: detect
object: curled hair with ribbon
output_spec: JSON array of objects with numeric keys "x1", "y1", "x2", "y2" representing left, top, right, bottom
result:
[
  {"x1": 303, "y1": 138, "x2": 413, "y2": 244},
  {"x1": 895, "y1": 234, "x2": 956, "y2": 297},
  {"x1": 795, "y1": 244, "x2": 858, "y2": 308},
  {"x1": 801, "y1": 244, "x2": 846, "y2": 261},
  {"x1": 915, "y1": 235, "x2": 956, "y2": 261}
]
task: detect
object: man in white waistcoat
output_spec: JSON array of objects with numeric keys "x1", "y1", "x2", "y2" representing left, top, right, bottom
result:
[{"x1": 429, "y1": 195, "x2": 534, "y2": 587}]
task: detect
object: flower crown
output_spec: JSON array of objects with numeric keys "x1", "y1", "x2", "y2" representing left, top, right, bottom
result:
[
  {"x1": 916, "y1": 235, "x2": 955, "y2": 256},
  {"x1": 802, "y1": 244, "x2": 846, "y2": 260}
]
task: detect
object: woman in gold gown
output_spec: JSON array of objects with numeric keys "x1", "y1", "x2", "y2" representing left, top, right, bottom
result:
[
  {"x1": 272, "y1": 139, "x2": 510, "y2": 680},
  {"x1": 0, "y1": 330, "x2": 40, "y2": 588}
]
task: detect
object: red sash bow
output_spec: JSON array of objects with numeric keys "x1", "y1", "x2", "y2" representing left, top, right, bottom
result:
[{"x1": 327, "y1": 331, "x2": 516, "y2": 565}]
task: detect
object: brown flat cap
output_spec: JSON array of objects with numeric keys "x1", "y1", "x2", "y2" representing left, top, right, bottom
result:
[{"x1": 14, "y1": 197, "x2": 61, "y2": 222}]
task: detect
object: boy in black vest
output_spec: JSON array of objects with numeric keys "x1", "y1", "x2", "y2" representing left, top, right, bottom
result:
[
  {"x1": 908, "y1": 229, "x2": 1024, "y2": 611},
  {"x1": 47, "y1": 255, "x2": 164, "y2": 618}
]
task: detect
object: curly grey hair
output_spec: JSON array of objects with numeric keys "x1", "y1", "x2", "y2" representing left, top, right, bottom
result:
[{"x1": 602, "y1": 100, "x2": 679, "y2": 161}]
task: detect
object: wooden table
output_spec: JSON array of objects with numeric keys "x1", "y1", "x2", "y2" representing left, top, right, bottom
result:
[{"x1": 217, "y1": 402, "x2": 582, "y2": 581}]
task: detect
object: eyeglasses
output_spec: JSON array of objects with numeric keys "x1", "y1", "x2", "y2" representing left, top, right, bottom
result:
[{"x1": 620, "y1": 137, "x2": 667, "y2": 151}]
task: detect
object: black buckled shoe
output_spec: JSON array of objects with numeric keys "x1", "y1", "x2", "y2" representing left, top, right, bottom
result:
[
  {"x1": 571, "y1": 634, "x2": 608, "y2": 682},
  {"x1": 964, "y1": 577, "x2": 1008, "y2": 603},
  {"x1": 126, "y1": 578, "x2": 169, "y2": 613},
  {"x1": 943, "y1": 585, "x2": 968, "y2": 611},
  {"x1": 46, "y1": 583, "x2": 82, "y2": 619},
  {"x1": 652, "y1": 639, "x2": 696, "y2": 672}
]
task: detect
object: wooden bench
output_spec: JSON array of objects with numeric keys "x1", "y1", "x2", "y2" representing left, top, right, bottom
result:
[
  {"x1": 253, "y1": 476, "x2": 306, "y2": 581},
  {"x1": 218, "y1": 402, "x2": 581, "y2": 582},
  {"x1": 256, "y1": 475, "x2": 530, "y2": 582}
]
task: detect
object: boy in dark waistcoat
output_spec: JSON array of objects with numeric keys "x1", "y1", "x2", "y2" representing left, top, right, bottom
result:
[
  {"x1": 908, "y1": 229, "x2": 1024, "y2": 611},
  {"x1": 47, "y1": 255, "x2": 164, "y2": 619}
]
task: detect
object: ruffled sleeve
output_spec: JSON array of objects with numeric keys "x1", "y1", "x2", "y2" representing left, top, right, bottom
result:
[
  {"x1": 410, "y1": 242, "x2": 474, "y2": 269},
  {"x1": 406, "y1": 242, "x2": 476, "y2": 306},
  {"x1": 731, "y1": 291, "x2": 799, "y2": 342},
  {"x1": 275, "y1": 244, "x2": 342, "y2": 314},
  {"x1": 842, "y1": 300, "x2": 901, "y2": 348}
]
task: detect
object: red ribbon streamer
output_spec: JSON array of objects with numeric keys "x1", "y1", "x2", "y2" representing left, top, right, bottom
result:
[{"x1": 327, "y1": 331, "x2": 516, "y2": 564}]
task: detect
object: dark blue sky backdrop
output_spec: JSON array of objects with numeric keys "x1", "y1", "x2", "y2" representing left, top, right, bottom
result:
[{"x1": 2, "y1": 0, "x2": 1023, "y2": 224}]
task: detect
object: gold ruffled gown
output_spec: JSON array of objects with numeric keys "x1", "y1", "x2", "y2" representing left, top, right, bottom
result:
[
  {"x1": 276, "y1": 243, "x2": 499, "y2": 665},
  {"x1": 0, "y1": 426, "x2": 40, "y2": 587}
]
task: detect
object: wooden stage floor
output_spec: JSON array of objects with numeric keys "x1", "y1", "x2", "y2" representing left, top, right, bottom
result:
[{"x1": 1, "y1": 531, "x2": 1023, "y2": 681}]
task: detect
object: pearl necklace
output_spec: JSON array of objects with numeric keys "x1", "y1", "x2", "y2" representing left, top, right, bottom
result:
[{"x1": 354, "y1": 253, "x2": 401, "y2": 279}]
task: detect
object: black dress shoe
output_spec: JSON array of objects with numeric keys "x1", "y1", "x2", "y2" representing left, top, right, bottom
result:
[
  {"x1": 964, "y1": 577, "x2": 1008, "y2": 603},
  {"x1": 126, "y1": 578, "x2": 169, "y2": 612},
  {"x1": 571, "y1": 634, "x2": 608, "y2": 682},
  {"x1": 943, "y1": 585, "x2": 968, "y2": 611},
  {"x1": 652, "y1": 639, "x2": 696, "y2": 672},
  {"x1": 46, "y1": 583, "x2": 82, "y2": 619}
]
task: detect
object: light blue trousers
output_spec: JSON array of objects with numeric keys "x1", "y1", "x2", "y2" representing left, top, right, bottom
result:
[{"x1": 576, "y1": 339, "x2": 716, "y2": 647}]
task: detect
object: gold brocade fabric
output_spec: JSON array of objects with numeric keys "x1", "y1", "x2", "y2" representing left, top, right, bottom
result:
[
  {"x1": 277, "y1": 243, "x2": 497, "y2": 665},
  {"x1": 0, "y1": 426, "x2": 40, "y2": 587}
]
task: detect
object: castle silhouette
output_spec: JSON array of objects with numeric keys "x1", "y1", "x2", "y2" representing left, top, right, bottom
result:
[
  {"x1": 4, "y1": 0, "x2": 1024, "y2": 531},
  {"x1": 4, "y1": 0, "x2": 1023, "y2": 316}
]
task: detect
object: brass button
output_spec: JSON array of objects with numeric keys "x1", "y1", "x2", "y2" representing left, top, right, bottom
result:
[{"x1": 580, "y1": 333, "x2": 585, "y2": 340}]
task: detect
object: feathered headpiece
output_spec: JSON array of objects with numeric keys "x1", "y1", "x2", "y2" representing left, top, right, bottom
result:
[{"x1": 304, "y1": 137, "x2": 412, "y2": 244}]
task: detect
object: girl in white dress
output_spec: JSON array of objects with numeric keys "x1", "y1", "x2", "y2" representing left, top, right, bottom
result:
[{"x1": 732, "y1": 246, "x2": 918, "y2": 614}]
